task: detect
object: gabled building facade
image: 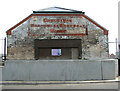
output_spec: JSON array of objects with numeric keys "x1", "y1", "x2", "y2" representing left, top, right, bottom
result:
[
  {"x1": 3, "y1": 7, "x2": 118, "y2": 81},
  {"x1": 6, "y1": 7, "x2": 109, "y2": 60}
]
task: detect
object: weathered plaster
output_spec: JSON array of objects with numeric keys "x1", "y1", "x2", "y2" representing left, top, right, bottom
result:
[{"x1": 7, "y1": 15, "x2": 109, "y2": 60}]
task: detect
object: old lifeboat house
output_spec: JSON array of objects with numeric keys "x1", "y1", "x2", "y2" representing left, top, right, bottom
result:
[{"x1": 3, "y1": 7, "x2": 117, "y2": 81}]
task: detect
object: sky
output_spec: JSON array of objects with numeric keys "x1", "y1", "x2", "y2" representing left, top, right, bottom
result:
[{"x1": 0, "y1": 0, "x2": 119, "y2": 55}]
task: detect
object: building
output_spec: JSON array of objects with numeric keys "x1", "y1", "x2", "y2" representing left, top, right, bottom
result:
[
  {"x1": 3, "y1": 7, "x2": 117, "y2": 81},
  {"x1": 6, "y1": 7, "x2": 109, "y2": 60}
]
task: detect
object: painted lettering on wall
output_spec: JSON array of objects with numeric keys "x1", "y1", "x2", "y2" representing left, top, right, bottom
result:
[
  {"x1": 43, "y1": 18, "x2": 72, "y2": 22},
  {"x1": 30, "y1": 16, "x2": 87, "y2": 36}
]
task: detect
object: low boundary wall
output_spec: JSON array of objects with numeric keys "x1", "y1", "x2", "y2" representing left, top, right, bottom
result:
[{"x1": 2, "y1": 59, "x2": 118, "y2": 81}]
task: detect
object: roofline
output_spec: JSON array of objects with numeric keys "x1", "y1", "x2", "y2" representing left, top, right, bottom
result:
[
  {"x1": 82, "y1": 14, "x2": 108, "y2": 35},
  {"x1": 33, "y1": 7, "x2": 85, "y2": 14},
  {"x1": 6, "y1": 14, "x2": 32, "y2": 35},
  {"x1": 53, "y1": 7, "x2": 80, "y2": 11},
  {"x1": 33, "y1": 11, "x2": 85, "y2": 14},
  {"x1": 6, "y1": 13, "x2": 108, "y2": 35},
  {"x1": 36, "y1": 6, "x2": 83, "y2": 12}
]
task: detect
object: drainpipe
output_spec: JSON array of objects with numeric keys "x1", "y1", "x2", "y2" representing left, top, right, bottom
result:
[
  {"x1": 3, "y1": 37, "x2": 6, "y2": 61},
  {"x1": 116, "y1": 38, "x2": 118, "y2": 58}
]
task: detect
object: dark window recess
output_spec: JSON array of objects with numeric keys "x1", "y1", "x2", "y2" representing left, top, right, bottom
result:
[{"x1": 34, "y1": 39, "x2": 82, "y2": 60}]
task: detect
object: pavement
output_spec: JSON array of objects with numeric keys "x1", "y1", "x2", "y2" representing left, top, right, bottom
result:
[
  {"x1": 1, "y1": 77, "x2": 120, "y2": 85},
  {"x1": 0, "y1": 76, "x2": 119, "y2": 89},
  {"x1": 1, "y1": 78, "x2": 119, "y2": 89}
]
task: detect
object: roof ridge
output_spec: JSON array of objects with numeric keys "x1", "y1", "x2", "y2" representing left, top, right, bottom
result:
[
  {"x1": 53, "y1": 7, "x2": 78, "y2": 12},
  {"x1": 34, "y1": 7, "x2": 82, "y2": 12}
]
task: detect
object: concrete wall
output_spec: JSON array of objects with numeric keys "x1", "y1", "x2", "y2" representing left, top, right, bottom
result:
[
  {"x1": 0, "y1": 66, "x2": 2, "y2": 91},
  {"x1": 2, "y1": 59, "x2": 117, "y2": 81},
  {"x1": 0, "y1": 66, "x2": 2, "y2": 81}
]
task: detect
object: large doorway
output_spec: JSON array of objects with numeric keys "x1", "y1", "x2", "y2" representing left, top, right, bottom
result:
[
  {"x1": 34, "y1": 39, "x2": 82, "y2": 60},
  {"x1": 38, "y1": 48, "x2": 71, "y2": 59}
]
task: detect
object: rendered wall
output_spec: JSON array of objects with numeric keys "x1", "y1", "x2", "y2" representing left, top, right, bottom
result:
[
  {"x1": 2, "y1": 59, "x2": 117, "y2": 81},
  {"x1": 7, "y1": 15, "x2": 109, "y2": 60}
]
